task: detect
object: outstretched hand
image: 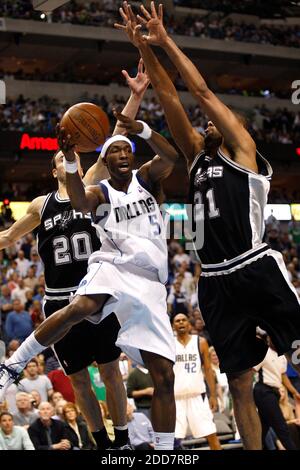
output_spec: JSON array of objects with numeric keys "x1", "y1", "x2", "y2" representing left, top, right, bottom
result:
[
  {"x1": 137, "y1": 1, "x2": 168, "y2": 47},
  {"x1": 114, "y1": 1, "x2": 145, "y2": 48},
  {"x1": 56, "y1": 124, "x2": 76, "y2": 162},
  {"x1": 113, "y1": 109, "x2": 143, "y2": 135},
  {"x1": 122, "y1": 58, "x2": 150, "y2": 98}
]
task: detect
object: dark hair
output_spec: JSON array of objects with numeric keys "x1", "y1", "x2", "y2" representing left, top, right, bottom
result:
[
  {"x1": 26, "y1": 358, "x2": 39, "y2": 367},
  {"x1": 0, "y1": 411, "x2": 13, "y2": 421},
  {"x1": 171, "y1": 312, "x2": 189, "y2": 325},
  {"x1": 51, "y1": 150, "x2": 62, "y2": 170}
]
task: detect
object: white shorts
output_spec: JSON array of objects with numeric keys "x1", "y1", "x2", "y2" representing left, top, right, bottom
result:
[
  {"x1": 75, "y1": 261, "x2": 176, "y2": 366},
  {"x1": 175, "y1": 394, "x2": 216, "y2": 439}
]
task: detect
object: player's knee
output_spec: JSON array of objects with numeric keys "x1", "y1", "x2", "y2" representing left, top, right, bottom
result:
[
  {"x1": 228, "y1": 372, "x2": 253, "y2": 399},
  {"x1": 69, "y1": 369, "x2": 90, "y2": 392},
  {"x1": 152, "y1": 365, "x2": 174, "y2": 395},
  {"x1": 99, "y1": 361, "x2": 122, "y2": 386}
]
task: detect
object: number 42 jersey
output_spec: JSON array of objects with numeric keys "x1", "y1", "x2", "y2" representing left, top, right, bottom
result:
[{"x1": 38, "y1": 191, "x2": 100, "y2": 299}]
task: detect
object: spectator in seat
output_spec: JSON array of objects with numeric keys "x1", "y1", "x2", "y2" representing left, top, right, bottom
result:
[
  {"x1": 0, "y1": 411, "x2": 34, "y2": 450},
  {"x1": 62, "y1": 402, "x2": 95, "y2": 450},
  {"x1": 28, "y1": 402, "x2": 71, "y2": 450}
]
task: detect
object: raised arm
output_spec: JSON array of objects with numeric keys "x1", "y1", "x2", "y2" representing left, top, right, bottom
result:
[
  {"x1": 0, "y1": 196, "x2": 44, "y2": 250},
  {"x1": 57, "y1": 128, "x2": 104, "y2": 214},
  {"x1": 83, "y1": 59, "x2": 149, "y2": 186},
  {"x1": 115, "y1": 3, "x2": 203, "y2": 167},
  {"x1": 138, "y1": 2, "x2": 256, "y2": 170},
  {"x1": 113, "y1": 110, "x2": 178, "y2": 184}
]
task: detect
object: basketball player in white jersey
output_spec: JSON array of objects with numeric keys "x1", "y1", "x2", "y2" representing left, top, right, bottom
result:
[
  {"x1": 117, "y1": 2, "x2": 300, "y2": 450},
  {"x1": 0, "y1": 112, "x2": 179, "y2": 450},
  {"x1": 172, "y1": 313, "x2": 221, "y2": 450},
  {"x1": 0, "y1": 61, "x2": 151, "y2": 449}
]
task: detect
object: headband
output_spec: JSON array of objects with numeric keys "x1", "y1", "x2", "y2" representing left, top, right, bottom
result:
[{"x1": 100, "y1": 135, "x2": 134, "y2": 159}]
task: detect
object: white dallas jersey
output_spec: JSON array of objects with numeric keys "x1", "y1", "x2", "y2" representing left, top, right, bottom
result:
[
  {"x1": 174, "y1": 335, "x2": 206, "y2": 398},
  {"x1": 89, "y1": 170, "x2": 168, "y2": 284}
]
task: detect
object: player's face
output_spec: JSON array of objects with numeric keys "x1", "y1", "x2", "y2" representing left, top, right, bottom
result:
[
  {"x1": 173, "y1": 314, "x2": 190, "y2": 334},
  {"x1": 204, "y1": 121, "x2": 223, "y2": 147},
  {"x1": 52, "y1": 151, "x2": 83, "y2": 184},
  {"x1": 105, "y1": 142, "x2": 134, "y2": 179}
]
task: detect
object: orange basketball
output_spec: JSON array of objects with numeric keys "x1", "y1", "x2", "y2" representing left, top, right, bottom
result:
[{"x1": 60, "y1": 102, "x2": 110, "y2": 153}]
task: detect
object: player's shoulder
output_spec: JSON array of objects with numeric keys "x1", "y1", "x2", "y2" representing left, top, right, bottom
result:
[{"x1": 28, "y1": 195, "x2": 49, "y2": 215}]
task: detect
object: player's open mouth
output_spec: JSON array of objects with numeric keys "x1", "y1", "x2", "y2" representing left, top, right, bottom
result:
[{"x1": 119, "y1": 163, "x2": 129, "y2": 171}]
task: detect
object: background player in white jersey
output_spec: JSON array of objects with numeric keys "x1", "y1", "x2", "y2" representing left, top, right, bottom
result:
[
  {"x1": 0, "y1": 112, "x2": 179, "y2": 450},
  {"x1": 117, "y1": 2, "x2": 300, "y2": 450},
  {"x1": 172, "y1": 313, "x2": 221, "y2": 450},
  {"x1": 0, "y1": 61, "x2": 150, "y2": 449}
]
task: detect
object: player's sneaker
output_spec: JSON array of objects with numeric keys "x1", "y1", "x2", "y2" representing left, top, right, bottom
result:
[
  {"x1": 107, "y1": 442, "x2": 134, "y2": 450},
  {"x1": 0, "y1": 363, "x2": 22, "y2": 402}
]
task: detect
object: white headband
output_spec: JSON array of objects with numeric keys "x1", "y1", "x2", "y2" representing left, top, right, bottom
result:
[{"x1": 100, "y1": 135, "x2": 134, "y2": 159}]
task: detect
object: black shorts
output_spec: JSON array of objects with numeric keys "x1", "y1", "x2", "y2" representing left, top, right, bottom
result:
[
  {"x1": 43, "y1": 299, "x2": 121, "y2": 375},
  {"x1": 198, "y1": 250, "x2": 300, "y2": 374}
]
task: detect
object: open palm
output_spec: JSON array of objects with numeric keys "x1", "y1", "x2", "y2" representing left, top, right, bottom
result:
[
  {"x1": 137, "y1": 2, "x2": 168, "y2": 46},
  {"x1": 122, "y1": 59, "x2": 150, "y2": 98}
]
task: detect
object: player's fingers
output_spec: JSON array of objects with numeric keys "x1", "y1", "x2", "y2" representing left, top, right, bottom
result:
[
  {"x1": 140, "y1": 4, "x2": 152, "y2": 20},
  {"x1": 158, "y1": 4, "x2": 163, "y2": 21},
  {"x1": 128, "y1": 5, "x2": 136, "y2": 23},
  {"x1": 138, "y1": 58, "x2": 144, "y2": 74},
  {"x1": 114, "y1": 23, "x2": 126, "y2": 30},
  {"x1": 137, "y1": 14, "x2": 147, "y2": 26},
  {"x1": 119, "y1": 7, "x2": 128, "y2": 23},
  {"x1": 151, "y1": 1, "x2": 158, "y2": 18},
  {"x1": 121, "y1": 69, "x2": 131, "y2": 81}
]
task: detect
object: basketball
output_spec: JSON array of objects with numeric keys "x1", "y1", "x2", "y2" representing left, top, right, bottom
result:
[{"x1": 60, "y1": 102, "x2": 110, "y2": 153}]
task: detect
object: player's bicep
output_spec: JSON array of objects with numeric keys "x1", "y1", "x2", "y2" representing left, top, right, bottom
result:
[
  {"x1": 142, "y1": 156, "x2": 174, "y2": 184},
  {"x1": 160, "y1": 94, "x2": 204, "y2": 162},
  {"x1": 85, "y1": 185, "x2": 105, "y2": 211}
]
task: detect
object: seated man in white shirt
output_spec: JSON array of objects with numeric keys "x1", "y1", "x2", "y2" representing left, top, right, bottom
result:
[
  {"x1": 254, "y1": 334, "x2": 300, "y2": 450},
  {"x1": 0, "y1": 411, "x2": 34, "y2": 450}
]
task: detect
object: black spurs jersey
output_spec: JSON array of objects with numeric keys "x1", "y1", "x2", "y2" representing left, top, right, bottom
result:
[
  {"x1": 189, "y1": 148, "x2": 273, "y2": 265},
  {"x1": 38, "y1": 191, "x2": 100, "y2": 299}
]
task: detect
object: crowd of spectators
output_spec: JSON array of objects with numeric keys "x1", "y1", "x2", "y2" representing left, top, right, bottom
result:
[
  {"x1": 0, "y1": 0, "x2": 300, "y2": 49},
  {"x1": 1, "y1": 93, "x2": 299, "y2": 147}
]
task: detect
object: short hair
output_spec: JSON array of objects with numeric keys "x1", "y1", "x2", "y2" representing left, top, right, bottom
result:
[
  {"x1": 26, "y1": 358, "x2": 39, "y2": 367},
  {"x1": 51, "y1": 150, "x2": 62, "y2": 170},
  {"x1": 171, "y1": 312, "x2": 189, "y2": 325},
  {"x1": 0, "y1": 411, "x2": 13, "y2": 421}
]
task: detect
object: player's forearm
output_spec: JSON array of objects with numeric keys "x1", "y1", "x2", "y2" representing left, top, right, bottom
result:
[
  {"x1": 66, "y1": 173, "x2": 90, "y2": 213},
  {"x1": 163, "y1": 36, "x2": 209, "y2": 99},
  {"x1": 139, "y1": 43, "x2": 178, "y2": 100},
  {"x1": 205, "y1": 367, "x2": 217, "y2": 398},
  {"x1": 147, "y1": 130, "x2": 178, "y2": 164},
  {"x1": 0, "y1": 230, "x2": 13, "y2": 250},
  {"x1": 113, "y1": 93, "x2": 143, "y2": 136}
]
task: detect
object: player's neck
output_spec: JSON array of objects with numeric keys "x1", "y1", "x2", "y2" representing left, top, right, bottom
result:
[
  {"x1": 178, "y1": 333, "x2": 191, "y2": 345},
  {"x1": 108, "y1": 174, "x2": 133, "y2": 193},
  {"x1": 57, "y1": 184, "x2": 69, "y2": 200}
]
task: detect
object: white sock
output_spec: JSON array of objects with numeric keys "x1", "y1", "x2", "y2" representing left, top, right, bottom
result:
[
  {"x1": 6, "y1": 333, "x2": 46, "y2": 372},
  {"x1": 154, "y1": 432, "x2": 175, "y2": 450}
]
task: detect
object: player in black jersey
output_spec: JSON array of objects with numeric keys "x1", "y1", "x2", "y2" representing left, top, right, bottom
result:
[
  {"x1": 0, "y1": 62, "x2": 150, "y2": 449},
  {"x1": 117, "y1": 2, "x2": 300, "y2": 449}
]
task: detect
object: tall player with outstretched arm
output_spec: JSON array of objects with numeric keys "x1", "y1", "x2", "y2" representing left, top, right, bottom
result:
[
  {"x1": 0, "y1": 62, "x2": 150, "y2": 449},
  {"x1": 0, "y1": 111, "x2": 179, "y2": 450},
  {"x1": 116, "y1": 1, "x2": 300, "y2": 450}
]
